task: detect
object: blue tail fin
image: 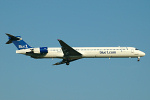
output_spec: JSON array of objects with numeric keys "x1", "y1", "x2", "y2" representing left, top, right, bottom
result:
[{"x1": 6, "y1": 33, "x2": 32, "y2": 50}]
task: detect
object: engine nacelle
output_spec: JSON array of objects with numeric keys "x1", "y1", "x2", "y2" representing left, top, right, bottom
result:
[{"x1": 33, "y1": 47, "x2": 48, "y2": 54}]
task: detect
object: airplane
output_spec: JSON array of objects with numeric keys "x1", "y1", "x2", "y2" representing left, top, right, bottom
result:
[{"x1": 6, "y1": 33, "x2": 145, "y2": 65}]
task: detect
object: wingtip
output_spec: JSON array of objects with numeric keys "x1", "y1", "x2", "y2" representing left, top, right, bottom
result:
[{"x1": 53, "y1": 63, "x2": 58, "y2": 65}]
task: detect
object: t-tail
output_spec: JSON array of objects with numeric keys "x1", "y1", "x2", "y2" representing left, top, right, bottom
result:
[{"x1": 6, "y1": 33, "x2": 32, "y2": 50}]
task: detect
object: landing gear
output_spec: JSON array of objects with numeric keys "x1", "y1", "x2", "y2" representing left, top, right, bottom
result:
[
  {"x1": 66, "y1": 62, "x2": 70, "y2": 65},
  {"x1": 137, "y1": 57, "x2": 140, "y2": 62}
]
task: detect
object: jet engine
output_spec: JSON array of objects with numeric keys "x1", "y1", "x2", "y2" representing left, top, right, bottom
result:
[{"x1": 32, "y1": 47, "x2": 48, "y2": 54}]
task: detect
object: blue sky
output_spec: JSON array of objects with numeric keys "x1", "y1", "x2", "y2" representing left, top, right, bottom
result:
[{"x1": 0, "y1": 0, "x2": 150, "y2": 100}]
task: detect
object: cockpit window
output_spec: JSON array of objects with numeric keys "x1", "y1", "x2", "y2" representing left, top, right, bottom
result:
[{"x1": 135, "y1": 48, "x2": 139, "y2": 50}]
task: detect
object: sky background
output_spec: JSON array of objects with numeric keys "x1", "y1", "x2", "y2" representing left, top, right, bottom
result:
[{"x1": 0, "y1": 0, "x2": 150, "y2": 100}]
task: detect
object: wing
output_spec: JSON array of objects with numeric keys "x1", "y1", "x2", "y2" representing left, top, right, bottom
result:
[
  {"x1": 54, "y1": 39, "x2": 82, "y2": 65},
  {"x1": 53, "y1": 59, "x2": 81, "y2": 65},
  {"x1": 57, "y1": 39, "x2": 82, "y2": 57}
]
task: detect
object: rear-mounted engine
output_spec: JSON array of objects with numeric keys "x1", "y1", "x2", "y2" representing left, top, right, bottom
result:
[{"x1": 32, "y1": 47, "x2": 48, "y2": 54}]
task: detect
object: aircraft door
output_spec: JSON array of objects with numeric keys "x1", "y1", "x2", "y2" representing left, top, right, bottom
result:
[{"x1": 131, "y1": 49, "x2": 134, "y2": 53}]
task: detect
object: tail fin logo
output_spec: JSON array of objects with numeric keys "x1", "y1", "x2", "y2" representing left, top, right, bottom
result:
[{"x1": 19, "y1": 45, "x2": 28, "y2": 49}]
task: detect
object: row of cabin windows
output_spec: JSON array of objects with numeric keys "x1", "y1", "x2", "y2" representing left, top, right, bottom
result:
[
  {"x1": 50, "y1": 49, "x2": 126, "y2": 51},
  {"x1": 75, "y1": 49, "x2": 126, "y2": 51}
]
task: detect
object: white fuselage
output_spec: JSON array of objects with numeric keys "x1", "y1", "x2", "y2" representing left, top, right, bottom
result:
[{"x1": 16, "y1": 47, "x2": 145, "y2": 59}]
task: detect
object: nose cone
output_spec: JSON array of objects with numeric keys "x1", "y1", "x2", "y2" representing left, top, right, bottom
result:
[{"x1": 140, "y1": 52, "x2": 145, "y2": 57}]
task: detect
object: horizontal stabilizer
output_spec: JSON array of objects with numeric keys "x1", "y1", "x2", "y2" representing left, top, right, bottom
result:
[
  {"x1": 6, "y1": 33, "x2": 32, "y2": 50},
  {"x1": 6, "y1": 40, "x2": 13, "y2": 44},
  {"x1": 6, "y1": 33, "x2": 20, "y2": 44}
]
